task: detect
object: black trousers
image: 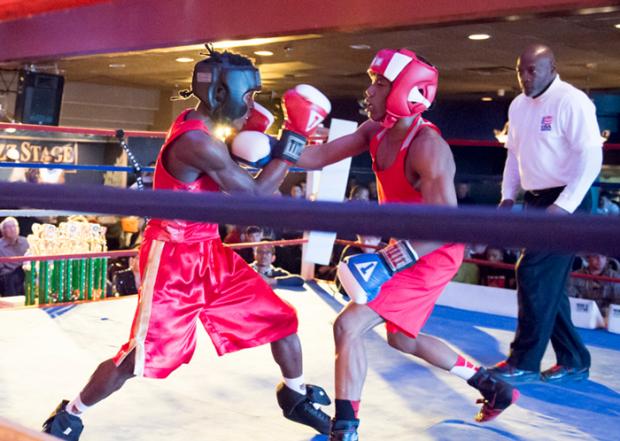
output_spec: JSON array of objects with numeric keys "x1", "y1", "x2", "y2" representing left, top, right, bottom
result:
[
  {"x1": 507, "y1": 187, "x2": 591, "y2": 371},
  {"x1": 0, "y1": 268, "x2": 25, "y2": 297}
]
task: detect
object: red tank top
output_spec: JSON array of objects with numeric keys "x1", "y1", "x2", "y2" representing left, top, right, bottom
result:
[
  {"x1": 144, "y1": 109, "x2": 221, "y2": 242},
  {"x1": 369, "y1": 116, "x2": 440, "y2": 205}
]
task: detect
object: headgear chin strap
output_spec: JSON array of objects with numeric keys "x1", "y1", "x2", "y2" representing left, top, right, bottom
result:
[
  {"x1": 186, "y1": 50, "x2": 261, "y2": 124},
  {"x1": 368, "y1": 48, "x2": 438, "y2": 128}
]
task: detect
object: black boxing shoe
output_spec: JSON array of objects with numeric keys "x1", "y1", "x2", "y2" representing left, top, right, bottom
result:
[
  {"x1": 42, "y1": 400, "x2": 84, "y2": 441},
  {"x1": 468, "y1": 367, "x2": 520, "y2": 423},
  {"x1": 487, "y1": 360, "x2": 539, "y2": 384},
  {"x1": 276, "y1": 382, "x2": 331, "y2": 434},
  {"x1": 329, "y1": 418, "x2": 359, "y2": 441},
  {"x1": 541, "y1": 364, "x2": 589, "y2": 383}
]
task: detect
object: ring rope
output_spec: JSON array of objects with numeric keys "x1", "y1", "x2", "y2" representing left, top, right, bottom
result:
[
  {"x1": 0, "y1": 239, "x2": 309, "y2": 264},
  {"x1": 0, "y1": 250, "x2": 137, "y2": 264},
  {"x1": 226, "y1": 238, "x2": 308, "y2": 249},
  {"x1": 0, "y1": 162, "x2": 156, "y2": 173},
  {"x1": 1, "y1": 181, "x2": 620, "y2": 256},
  {"x1": 2, "y1": 160, "x2": 616, "y2": 186},
  {"x1": 0, "y1": 209, "x2": 99, "y2": 217},
  {"x1": 1, "y1": 242, "x2": 618, "y2": 284},
  {"x1": 333, "y1": 240, "x2": 620, "y2": 284}
]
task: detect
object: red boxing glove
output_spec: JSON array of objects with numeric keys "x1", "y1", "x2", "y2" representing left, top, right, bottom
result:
[
  {"x1": 281, "y1": 84, "x2": 331, "y2": 138},
  {"x1": 273, "y1": 85, "x2": 331, "y2": 164},
  {"x1": 242, "y1": 102, "x2": 275, "y2": 133}
]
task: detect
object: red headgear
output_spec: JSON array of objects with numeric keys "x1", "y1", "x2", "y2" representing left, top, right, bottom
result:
[{"x1": 368, "y1": 48, "x2": 438, "y2": 128}]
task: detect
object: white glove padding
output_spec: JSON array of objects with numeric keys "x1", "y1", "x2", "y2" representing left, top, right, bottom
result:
[
  {"x1": 337, "y1": 240, "x2": 418, "y2": 304},
  {"x1": 230, "y1": 131, "x2": 274, "y2": 167}
]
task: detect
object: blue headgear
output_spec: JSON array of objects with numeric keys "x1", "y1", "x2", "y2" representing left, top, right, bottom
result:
[{"x1": 190, "y1": 50, "x2": 261, "y2": 124}]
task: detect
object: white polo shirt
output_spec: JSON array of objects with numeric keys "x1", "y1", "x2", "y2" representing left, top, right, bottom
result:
[{"x1": 501, "y1": 75, "x2": 603, "y2": 212}]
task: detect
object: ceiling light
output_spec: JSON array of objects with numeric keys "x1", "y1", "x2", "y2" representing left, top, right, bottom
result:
[
  {"x1": 615, "y1": 23, "x2": 620, "y2": 29},
  {"x1": 350, "y1": 44, "x2": 371, "y2": 50},
  {"x1": 212, "y1": 36, "x2": 321, "y2": 49},
  {"x1": 481, "y1": 96, "x2": 493, "y2": 102},
  {"x1": 253, "y1": 50, "x2": 274, "y2": 56},
  {"x1": 175, "y1": 57, "x2": 194, "y2": 63},
  {"x1": 577, "y1": 7, "x2": 618, "y2": 15},
  {"x1": 468, "y1": 34, "x2": 491, "y2": 41},
  {"x1": 108, "y1": 63, "x2": 126, "y2": 68}
]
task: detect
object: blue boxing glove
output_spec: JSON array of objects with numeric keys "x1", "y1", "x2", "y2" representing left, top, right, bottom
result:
[
  {"x1": 230, "y1": 130, "x2": 276, "y2": 167},
  {"x1": 337, "y1": 240, "x2": 419, "y2": 304}
]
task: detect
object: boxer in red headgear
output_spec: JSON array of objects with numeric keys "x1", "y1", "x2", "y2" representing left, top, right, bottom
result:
[
  {"x1": 297, "y1": 48, "x2": 519, "y2": 440},
  {"x1": 43, "y1": 47, "x2": 333, "y2": 440}
]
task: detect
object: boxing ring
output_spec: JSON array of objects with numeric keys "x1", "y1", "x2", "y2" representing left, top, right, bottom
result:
[
  {"x1": 0, "y1": 179, "x2": 619, "y2": 440},
  {"x1": 0, "y1": 282, "x2": 618, "y2": 441}
]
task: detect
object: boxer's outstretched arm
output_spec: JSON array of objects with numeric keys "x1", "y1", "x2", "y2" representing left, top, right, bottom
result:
[
  {"x1": 296, "y1": 121, "x2": 376, "y2": 170},
  {"x1": 165, "y1": 130, "x2": 289, "y2": 196}
]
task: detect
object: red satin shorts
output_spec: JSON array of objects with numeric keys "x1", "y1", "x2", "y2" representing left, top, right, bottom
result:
[
  {"x1": 368, "y1": 243, "x2": 464, "y2": 338},
  {"x1": 113, "y1": 237, "x2": 298, "y2": 378}
]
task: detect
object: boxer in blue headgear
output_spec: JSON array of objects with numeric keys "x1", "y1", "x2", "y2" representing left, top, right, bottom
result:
[
  {"x1": 180, "y1": 47, "x2": 262, "y2": 125},
  {"x1": 42, "y1": 45, "x2": 334, "y2": 440}
]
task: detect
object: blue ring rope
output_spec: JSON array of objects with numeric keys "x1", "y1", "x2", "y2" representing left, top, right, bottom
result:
[
  {"x1": 1, "y1": 181, "x2": 619, "y2": 256},
  {"x1": 0, "y1": 162, "x2": 156, "y2": 173},
  {"x1": 0, "y1": 162, "x2": 307, "y2": 173}
]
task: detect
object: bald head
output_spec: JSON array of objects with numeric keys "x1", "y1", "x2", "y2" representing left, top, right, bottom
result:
[{"x1": 516, "y1": 44, "x2": 557, "y2": 97}]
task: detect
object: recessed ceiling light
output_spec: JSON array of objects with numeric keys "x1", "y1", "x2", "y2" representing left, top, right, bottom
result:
[
  {"x1": 108, "y1": 63, "x2": 126, "y2": 68},
  {"x1": 481, "y1": 97, "x2": 493, "y2": 102},
  {"x1": 615, "y1": 23, "x2": 620, "y2": 29},
  {"x1": 253, "y1": 50, "x2": 274, "y2": 56},
  {"x1": 350, "y1": 44, "x2": 371, "y2": 50},
  {"x1": 468, "y1": 34, "x2": 491, "y2": 41},
  {"x1": 175, "y1": 57, "x2": 194, "y2": 63}
]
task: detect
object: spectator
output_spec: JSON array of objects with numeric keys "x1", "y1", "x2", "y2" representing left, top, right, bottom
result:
[
  {"x1": 367, "y1": 180, "x2": 378, "y2": 201},
  {"x1": 237, "y1": 225, "x2": 263, "y2": 264},
  {"x1": 348, "y1": 185, "x2": 370, "y2": 202},
  {"x1": 456, "y1": 182, "x2": 475, "y2": 206},
  {"x1": 478, "y1": 246, "x2": 516, "y2": 289},
  {"x1": 251, "y1": 244, "x2": 304, "y2": 288},
  {"x1": 598, "y1": 192, "x2": 620, "y2": 216},
  {"x1": 568, "y1": 253, "x2": 620, "y2": 317},
  {"x1": 0, "y1": 217, "x2": 29, "y2": 297},
  {"x1": 222, "y1": 224, "x2": 242, "y2": 243},
  {"x1": 289, "y1": 184, "x2": 304, "y2": 199},
  {"x1": 112, "y1": 253, "x2": 141, "y2": 296},
  {"x1": 452, "y1": 244, "x2": 480, "y2": 285}
]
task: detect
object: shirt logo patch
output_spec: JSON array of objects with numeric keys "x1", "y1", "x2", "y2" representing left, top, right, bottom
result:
[{"x1": 540, "y1": 115, "x2": 553, "y2": 131}]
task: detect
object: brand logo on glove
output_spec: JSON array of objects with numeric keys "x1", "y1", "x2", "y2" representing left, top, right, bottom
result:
[
  {"x1": 354, "y1": 261, "x2": 378, "y2": 282},
  {"x1": 305, "y1": 109, "x2": 325, "y2": 133}
]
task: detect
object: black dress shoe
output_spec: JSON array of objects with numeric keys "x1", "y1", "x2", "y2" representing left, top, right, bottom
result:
[
  {"x1": 487, "y1": 360, "x2": 540, "y2": 383},
  {"x1": 541, "y1": 365, "x2": 589, "y2": 383}
]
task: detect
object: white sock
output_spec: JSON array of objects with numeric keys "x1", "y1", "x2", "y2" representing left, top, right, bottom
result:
[
  {"x1": 66, "y1": 394, "x2": 90, "y2": 416},
  {"x1": 283, "y1": 376, "x2": 307, "y2": 395},
  {"x1": 449, "y1": 355, "x2": 479, "y2": 381}
]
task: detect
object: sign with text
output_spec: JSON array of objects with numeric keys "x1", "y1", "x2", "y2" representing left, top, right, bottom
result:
[{"x1": 0, "y1": 138, "x2": 78, "y2": 164}]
